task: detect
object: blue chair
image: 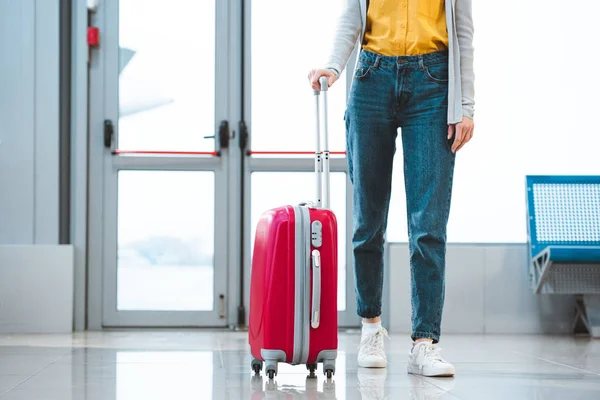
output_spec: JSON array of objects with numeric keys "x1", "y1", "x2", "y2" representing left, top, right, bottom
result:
[{"x1": 526, "y1": 176, "x2": 600, "y2": 337}]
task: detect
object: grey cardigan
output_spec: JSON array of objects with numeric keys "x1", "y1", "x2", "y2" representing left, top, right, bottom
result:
[{"x1": 325, "y1": 0, "x2": 474, "y2": 124}]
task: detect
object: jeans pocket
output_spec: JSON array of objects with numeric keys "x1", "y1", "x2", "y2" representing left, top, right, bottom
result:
[
  {"x1": 424, "y1": 64, "x2": 449, "y2": 84},
  {"x1": 354, "y1": 64, "x2": 372, "y2": 80}
]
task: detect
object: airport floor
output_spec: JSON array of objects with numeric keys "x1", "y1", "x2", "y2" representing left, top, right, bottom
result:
[{"x1": 0, "y1": 330, "x2": 599, "y2": 399}]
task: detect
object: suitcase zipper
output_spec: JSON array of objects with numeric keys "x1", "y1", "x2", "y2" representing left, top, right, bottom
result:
[
  {"x1": 292, "y1": 206, "x2": 303, "y2": 364},
  {"x1": 300, "y1": 206, "x2": 311, "y2": 364},
  {"x1": 293, "y1": 205, "x2": 311, "y2": 365}
]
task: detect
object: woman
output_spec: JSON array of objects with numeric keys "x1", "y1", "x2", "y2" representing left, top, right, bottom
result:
[{"x1": 308, "y1": 0, "x2": 474, "y2": 377}]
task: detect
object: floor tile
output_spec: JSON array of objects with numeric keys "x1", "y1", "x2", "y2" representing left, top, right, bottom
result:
[
  {"x1": 0, "y1": 347, "x2": 72, "y2": 357},
  {"x1": 234, "y1": 372, "x2": 460, "y2": 400},
  {"x1": 0, "y1": 355, "x2": 62, "y2": 375},
  {"x1": 0, "y1": 386, "x2": 116, "y2": 400},
  {"x1": 1, "y1": 331, "x2": 599, "y2": 399},
  {"x1": 0, "y1": 376, "x2": 30, "y2": 395},
  {"x1": 422, "y1": 361, "x2": 600, "y2": 400}
]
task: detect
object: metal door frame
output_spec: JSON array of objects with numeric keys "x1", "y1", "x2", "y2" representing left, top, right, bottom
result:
[{"x1": 87, "y1": 0, "x2": 235, "y2": 328}]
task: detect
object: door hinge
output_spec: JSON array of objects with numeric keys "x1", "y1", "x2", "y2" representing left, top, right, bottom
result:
[{"x1": 104, "y1": 119, "x2": 114, "y2": 149}]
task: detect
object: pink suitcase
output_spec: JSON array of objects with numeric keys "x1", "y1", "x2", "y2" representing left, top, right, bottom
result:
[{"x1": 249, "y1": 77, "x2": 338, "y2": 380}]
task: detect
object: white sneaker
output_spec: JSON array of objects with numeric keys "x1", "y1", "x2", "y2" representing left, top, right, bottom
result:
[
  {"x1": 407, "y1": 342, "x2": 455, "y2": 377},
  {"x1": 357, "y1": 326, "x2": 388, "y2": 368}
]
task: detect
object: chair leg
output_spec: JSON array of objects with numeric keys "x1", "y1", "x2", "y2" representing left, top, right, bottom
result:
[
  {"x1": 573, "y1": 295, "x2": 600, "y2": 338},
  {"x1": 573, "y1": 296, "x2": 590, "y2": 335},
  {"x1": 583, "y1": 295, "x2": 600, "y2": 338}
]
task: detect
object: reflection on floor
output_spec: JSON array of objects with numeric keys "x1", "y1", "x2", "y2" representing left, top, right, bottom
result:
[{"x1": 0, "y1": 330, "x2": 599, "y2": 399}]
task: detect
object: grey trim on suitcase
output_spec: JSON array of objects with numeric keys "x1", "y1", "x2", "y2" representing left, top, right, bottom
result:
[
  {"x1": 292, "y1": 205, "x2": 313, "y2": 365},
  {"x1": 316, "y1": 349, "x2": 338, "y2": 362},
  {"x1": 292, "y1": 206, "x2": 304, "y2": 365},
  {"x1": 317, "y1": 349, "x2": 337, "y2": 375},
  {"x1": 300, "y1": 206, "x2": 311, "y2": 365},
  {"x1": 261, "y1": 349, "x2": 287, "y2": 362},
  {"x1": 261, "y1": 349, "x2": 287, "y2": 376}
]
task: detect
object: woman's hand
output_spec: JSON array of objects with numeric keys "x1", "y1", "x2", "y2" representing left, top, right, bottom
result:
[
  {"x1": 448, "y1": 117, "x2": 474, "y2": 153},
  {"x1": 308, "y1": 69, "x2": 338, "y2": 91}
]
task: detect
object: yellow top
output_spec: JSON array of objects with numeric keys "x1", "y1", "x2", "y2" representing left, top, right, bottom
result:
[{"x1": 363, "y1": 0, "x2": 449, "y2": 56}]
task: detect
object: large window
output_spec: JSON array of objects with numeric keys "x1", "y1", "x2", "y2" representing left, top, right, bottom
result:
[
  {"x1": 117, "y1": 171, "x2": 215, "y2": 311},
  {"x1": 387, "y1": 0, "x2": 600, "y2": 243},
  {"x1": 250, "y1": 0, "x2": 347, "y2": 153},
  {"x1": 118, "y1": 0, "x2": 215, "y2": 152}
]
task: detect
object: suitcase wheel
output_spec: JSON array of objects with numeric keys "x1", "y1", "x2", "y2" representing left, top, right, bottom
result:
[
  {"x1": 265, "y1": 360, "x2": 278, "y2": 380},
  {"x1": 251, "y1": 358, "x2": 263, "y2": 375},
  {"x1": 306, "y1": 363, "x2": 317, "y2": 377},
  {"x1": 325, "y1": 368, "x2": 334, "y2": 380},
  {"x1": 323, "y1": 359, "x2": 335, "y2": 380}
]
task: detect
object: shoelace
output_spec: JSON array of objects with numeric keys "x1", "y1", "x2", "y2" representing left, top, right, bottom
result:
[
  {"x1": 421, "y1": 343, "x2": 447, "y2": 365},
  {"x1": 358, "y1": 328, "x2": 389, "y2": 356}
]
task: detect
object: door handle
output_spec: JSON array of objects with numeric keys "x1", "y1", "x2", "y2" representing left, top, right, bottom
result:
[
  {"x1": 104, "y1": 119, "x2": 114, "y2": 149},
  {"x1": 203, "y1": 120, "x2": 230, "y2": 152},
  {"x1": 219, "y1": 294, "x2": 225, "y2": 319}
]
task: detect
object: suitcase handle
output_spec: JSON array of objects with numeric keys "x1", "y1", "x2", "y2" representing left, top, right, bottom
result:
[
  {"x1": 311, "y1": 249, "x2": 321, "y2": 329},
  {"x1": 313, "y1": 76, "x2": 331, "y2": 209}
]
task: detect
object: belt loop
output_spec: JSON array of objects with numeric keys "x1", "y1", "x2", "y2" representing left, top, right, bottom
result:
[
  {"x1": 373, "y1": 54, "x2": 381, "y2": 70},
  {"x1": 418, "y1": 55, "x2": 424, "y2": 71}
]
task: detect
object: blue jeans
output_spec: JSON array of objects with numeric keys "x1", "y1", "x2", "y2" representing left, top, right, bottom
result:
[{"x1": 345, "y1": 49, "x2": 455, "y2": 343}]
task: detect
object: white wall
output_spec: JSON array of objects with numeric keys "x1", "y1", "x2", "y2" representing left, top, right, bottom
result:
[
  {"x1": 0, "y1": 1, "x2": 75, "y2": 333},
  {"x1": 388, "y1": 244, "x2": 575, "y2": 335},
  {"x1": 0, "y1": 246, "x2": 74, "y2": 333},
  {"x1": 0, "y1": 0, "x2": 60, "y2": 245}
]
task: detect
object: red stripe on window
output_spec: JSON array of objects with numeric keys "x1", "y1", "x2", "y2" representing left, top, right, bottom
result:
[
  {"x1": 248, "y1": 151, "x2": 346, "y2": 155},
  {"x1": 113, "y1": 150, "x2": 219, "y2": 156}
]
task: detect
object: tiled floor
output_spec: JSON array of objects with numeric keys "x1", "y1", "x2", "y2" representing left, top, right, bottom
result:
[{"x1": 0, "y1": 330, "x2": 599, "y2": 399}]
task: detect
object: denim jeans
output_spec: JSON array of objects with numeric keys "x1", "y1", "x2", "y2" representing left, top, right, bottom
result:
[{"x1": 345, "y1": 49, "x2": 455, "y2": 343}]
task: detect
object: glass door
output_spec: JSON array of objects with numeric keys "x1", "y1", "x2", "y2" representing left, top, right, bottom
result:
[
  {"x1": 244, "y1": 0, "x2": 359, "y2": 326},
  {"x1": 100, "y1": 0, "x2": 230, "y2": 326},
  {"x1": 91, "y1": 0, "x2": 360, "y2": 329}
]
